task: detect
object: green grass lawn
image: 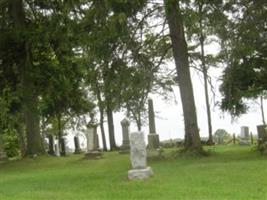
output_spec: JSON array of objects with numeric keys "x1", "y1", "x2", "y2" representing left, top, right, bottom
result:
[{"x1": 0, "y1": 145, "x2": 267, "y2": 200}]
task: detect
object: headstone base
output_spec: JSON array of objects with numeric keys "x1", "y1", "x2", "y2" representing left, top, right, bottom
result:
[
  {"x1": 128, "y1": 167, "x2": 153, "y2": 180},
  {"x1": 147, "y1": 148, "x2": 163, "y2": 159},
  {"x1": 148, "y1": 134, "x2": 160, "y2": 149},
  {"x1": 85, "y1": 151, "x2": 102, "y2": 159},
  {"x1": 239, "y1": 139, "x2": 250, "y2": 145}
]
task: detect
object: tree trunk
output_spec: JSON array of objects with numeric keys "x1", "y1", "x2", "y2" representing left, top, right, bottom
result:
[
  {"x1": 95, "y1": 79, "x2": 107, "y2": 151},
  {"x1": 16, "y1": 120, "x2": 26, "y2": 156},
  {"x1": 164, "y1": 0, "x2": 202, "y2": 152},
  {"x1": 260, "y1": 96, "x2": 266, "y2": 125},
  {"x1": 106, "y1": 102, "x2": 116, "y2": 150},
  {"x1": 57, "y1": 113, "x2": 63, "y2": 141},
  {"x1": 199, "y1": 2, "x2": 213, "y2": 145},
  {"x1": 11, "y1": 0, "x2": 44, "y2": 155},
  {"x1": 99, "y1": 107, "x2": 107, "y2": 151}
]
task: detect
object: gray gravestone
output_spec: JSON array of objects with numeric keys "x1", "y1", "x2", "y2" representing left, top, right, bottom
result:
[
  {"x1": 48, "y1": 135, "x2": 55, "y2": 155},
  {"x1": 54, "y1": 142, "x2": 60, "y2": 157},
  {"x1": 240, "y1": 126, "x2": 250, "y2": 145},
  {"x1": 74, "y1": 136, "x2": 82, "y2": 154},
  {"x1": 257, "y1": 125, "x2": 267, "y2": 144},
  {"x1": 119, "y1": 118, "x2": 130, "y2": 153},
  {"x1": 84, "y1": 120, "x2": 102, "y2": 159},
  {"x1": 128, "y1": 131, "x2": 153, "y2": 180},
  {"x1": 147, "y1": 98, "x2": 160, "y2": 149},
  {"x1": 241, "y1": 126, "x2": 249, "y2": 138}
]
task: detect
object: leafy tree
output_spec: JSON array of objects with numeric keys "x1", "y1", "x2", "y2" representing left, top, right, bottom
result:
[
  {"x1": 164, "y1": 0, "x2": 203, "y2": 153},
  {"x1": 213, "y1": 129, "x2": 230, "y2": 144},
  {"x1": 183, "y1": 0, "x2": 227, "y2": 144},
  {"x1": 0, "y1": 0, "x2": 94, "y2": 155},
  {"x1": 219, "y1": 1, "x2": 267, "y2": 117}
]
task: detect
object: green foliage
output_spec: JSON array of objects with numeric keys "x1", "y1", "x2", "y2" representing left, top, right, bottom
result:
[
  {"x1": 214, "y1": 129, "x2": 231, "y2": 144},
  {"x1": 219, "y1": 1, "x2": 267, "y2": 116},
  {"x1": 2, "y1": 129, "x2": 19, "y2": 158}
]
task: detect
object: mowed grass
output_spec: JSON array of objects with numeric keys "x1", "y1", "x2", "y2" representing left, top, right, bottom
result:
[{"x1": 0, "y1": 145, "x2": 267, "y2": 200}]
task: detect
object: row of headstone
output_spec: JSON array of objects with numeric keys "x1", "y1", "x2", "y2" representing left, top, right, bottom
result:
[{"x1": 238, "y1": 125, "x2": 267, "y2": 146}]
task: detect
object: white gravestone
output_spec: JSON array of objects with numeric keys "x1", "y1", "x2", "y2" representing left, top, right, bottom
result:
[
  {"x1": 84, "y1": 124, "x2": 102, "y2": 159},
  {"x1": 54, "y1": 142, "x2": 60, "y2": 157},
  {"x1": 128, "y1": 132, "x2": 153, "y2": 180}
]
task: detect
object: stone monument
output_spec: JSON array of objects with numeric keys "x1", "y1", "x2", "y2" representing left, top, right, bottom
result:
[
  {"x1": 128, "y1": 131, "x2": 153, "y2": 180},
  {"x1": 257, "y1": 125, "x2": 267, "y2": 144},
  {"x1": 54, "y1": 142, "x2": 60, "y2": 157},
  {"x1": 85, "y1": 113, "x2": 102, "y2": 159},
  {"x1": 119, "y1": 118, "x2": 130, "y2": 153},
  {"x1": 147, "y1": 98, "x2": 161, "y2": 158},
  {"x1": 74, "y1": 136, "x2": 82, "y2": 154},
  {"x1": 257, "y1": 125, "x2": 267, "y2": 154},
  {"x1": 147, "y1": 98, "x2": 160, "y2": 149},
  {"x1": 48, "y1": 135, "x2": 55, "y2": 155},
  {"x1": 239, "y1": 126, "x2": 250, "y2": 145}
]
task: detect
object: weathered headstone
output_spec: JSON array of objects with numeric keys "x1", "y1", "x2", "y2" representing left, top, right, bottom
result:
[
  {"x1": 54, "y1": 142, "x2": 60, "y2": 157},
  {"x1": 239, "y1": 126, "x2": 250, "y2": 145},
  {"x1": 60, "y1": 138, "x2": 66, "y2": 156},
  {"x1": 257, "y1": 125, "x2": 267, "y2": 154},
  {"x1": 147, "y1": 98, "x2": 160, "y2": 149},
  {"x1": 48, "y1": 135, "x2": 55, "y2": 155},
  {"x1": 119, "y1": 118, "x2": 130, "y2": 153},
  {"x1": 240, "y1": 126, "x2": 249, "y2": 138},
  {"x1": 147, "y1": 98, "x2": 161, "y2": 158},
  {"x1": 128, "y1": 131, "x2": 153, "y2": 180},
  {"x1": 257, "y1": 125, "x2": 267, "y2": 144},
  {"x1": 84, "y1": 117, "x2": 102, "y2": 159},
  {"x1": 74, "y1": 136, "x2": 82, "y2": 154}
]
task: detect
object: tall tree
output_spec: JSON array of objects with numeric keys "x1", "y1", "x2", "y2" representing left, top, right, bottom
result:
[
  {"x1": 10, "y1": 0, "x2": 44, "y2": 155},
  {"x1": 164, "y1": 0, "x2": 202, "y2": 152}
]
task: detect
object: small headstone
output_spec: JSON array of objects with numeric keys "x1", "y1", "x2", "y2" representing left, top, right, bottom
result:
[
  {"x1": 60, "y1": 138, "x2": 66, "y2": 156},
  {"x1": 147, "y1": 98, "x2": 160, "y2": 148},
  {"x1": 240, "y1": 126, "x2": 250, "y2": 145},
  {"x1": 240, "y1": 126, "x2": 249, "y2": 138},
  {"x1": 147, "y1": 98, "x2": 161, "y2": 158},
  {"x1": 257, "y1": 125, "x2": 267, "y2": 144},
  {"x1": 54, "y1": 143, "x2": 60, "y2": 157},
  {"x1": 48, "y1": 135, "x2": 55, "y2": 155},
  {"x1": 128, "y1": 131, "x2": 153, "y2": 180},
  {"x1": 119, "y1": 118, "x2": 130, "y2": 154},
  {"x1": 74, "y1": 136, "x2": 82, "y2": 154},
  {"x1": 84, "y1": 117, "x2": 102, "y2": 159}
]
